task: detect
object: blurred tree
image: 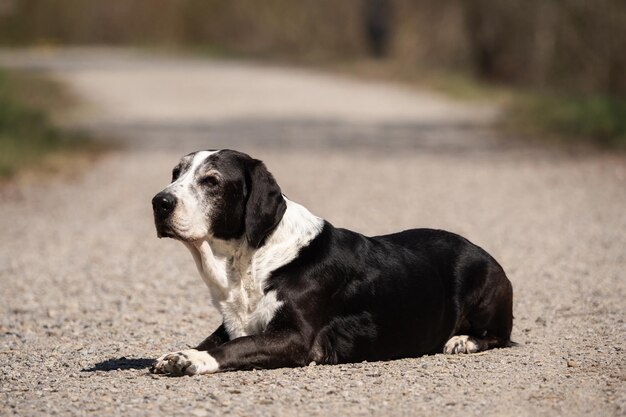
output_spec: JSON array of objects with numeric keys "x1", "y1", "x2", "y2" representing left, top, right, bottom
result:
[
  {"x1": 461, "y1": 0, "x2": 531, "y2": 83},
  {"x1": 460, "y1": 0, "x2": 626, "y2": 95},
  {"x1": 362, "y1": 0, "x2": 393, "y2": 58}
]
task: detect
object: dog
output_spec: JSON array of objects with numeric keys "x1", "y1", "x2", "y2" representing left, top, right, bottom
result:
[{"x1": 150, "y1": 150, "x2": 513, "y2": 376}]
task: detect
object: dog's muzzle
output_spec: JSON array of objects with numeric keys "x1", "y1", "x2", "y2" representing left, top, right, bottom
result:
[{"x1": 152, "y1": 192, "x2": 177, "y2": 238}]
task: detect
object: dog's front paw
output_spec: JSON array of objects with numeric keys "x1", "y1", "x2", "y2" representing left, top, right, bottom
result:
[
  {"x1": 150, "y1": 349, "x2": 219, "y2": 376},
  {"x1": 443, "y1": 335, "x2": 480, "y2": 354}
]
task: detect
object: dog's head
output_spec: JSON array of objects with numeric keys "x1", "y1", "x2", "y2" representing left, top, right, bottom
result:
[{"x1": 152, "y1": 150, "x2": 286, "y2": 248}]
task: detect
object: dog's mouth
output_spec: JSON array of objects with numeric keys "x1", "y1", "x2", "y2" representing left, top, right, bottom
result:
[{"x1": 154, "y1": 221, "x2": 179, "y2": 239}]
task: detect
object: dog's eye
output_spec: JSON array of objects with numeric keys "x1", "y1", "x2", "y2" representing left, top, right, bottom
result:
[
  {"x1": 201, "y1": 175, "x2": 219, "y2": 187},
  {"x1": 171, "y1": 167, "x2": 181, "y2": 182}
]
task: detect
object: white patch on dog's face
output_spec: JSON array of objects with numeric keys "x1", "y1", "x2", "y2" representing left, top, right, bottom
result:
[{"x1": 158, "y1": 150, "x2": 219, "y2": 241}]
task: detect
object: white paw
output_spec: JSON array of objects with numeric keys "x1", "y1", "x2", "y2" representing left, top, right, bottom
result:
[
  {"x1": 151, "y1": 349, "x2": 219, "y2": 376},
  {"x1": 444, "y1": 335, "x2": 480, "y2": 354}
]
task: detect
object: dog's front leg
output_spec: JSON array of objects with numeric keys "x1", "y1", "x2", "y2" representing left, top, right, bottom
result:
[
  {"x1": 150, "y1": 324, "x2": 229, "y2": 375},
  {"x1": 151, "y1": 331, "x2": 307, "y2": 376},
  {"x1": 195, "y1": 323, "x2": 230, "y2": 351}
]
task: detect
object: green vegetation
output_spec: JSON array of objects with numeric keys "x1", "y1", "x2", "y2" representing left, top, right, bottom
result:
[
  {"x1": 507, "y1": 94, "x2": 626, "y2": 148},
  {"x1": 0, "y1": 69, "x2": 97, "y2": 178},
  {"x1": 325, "y1": 59, "x2": 626, "y2": 149}
]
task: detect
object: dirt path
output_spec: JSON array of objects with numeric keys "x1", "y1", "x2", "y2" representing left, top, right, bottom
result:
[{"x1": 0, "y1": 48, "x2": 624, "y2": 417}]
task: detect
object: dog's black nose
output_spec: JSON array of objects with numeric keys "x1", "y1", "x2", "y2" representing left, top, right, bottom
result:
[{"x1": 152, "y1": 192, "x2": 177, "y2": 218}]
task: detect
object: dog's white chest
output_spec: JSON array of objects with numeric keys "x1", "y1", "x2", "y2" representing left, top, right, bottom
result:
[
  {"x1": 218, "y1": 283, "x2": 282, "y2": 339},
  {"x1": 187, "y1": 198, "x2": 323, "y2": 339}
]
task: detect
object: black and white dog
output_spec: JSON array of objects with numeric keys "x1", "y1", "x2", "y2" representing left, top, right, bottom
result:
[{"x1": 150, "y1": 150, "x2": 513, "y2": 376}]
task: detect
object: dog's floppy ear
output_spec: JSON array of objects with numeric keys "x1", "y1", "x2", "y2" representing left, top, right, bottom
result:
[{"x1": 244, "y1": 160, "x2": 287, "y2": 248}]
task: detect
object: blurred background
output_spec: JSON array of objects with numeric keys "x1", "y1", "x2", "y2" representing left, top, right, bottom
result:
[
  {"x1": 0, "y1": 0, "x2": 624, "y2": 93},
  {"x1": 0, "y1": 0, "x2": 625, "y2": 165}
]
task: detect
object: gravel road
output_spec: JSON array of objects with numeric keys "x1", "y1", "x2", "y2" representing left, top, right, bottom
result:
[{"x1": 0, "y1": 49, "x2": 624, "y2": 417}]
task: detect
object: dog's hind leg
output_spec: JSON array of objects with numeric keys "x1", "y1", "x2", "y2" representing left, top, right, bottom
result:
[{"x1": 445, "y1": 265, "x2": 513, "y2": 355}]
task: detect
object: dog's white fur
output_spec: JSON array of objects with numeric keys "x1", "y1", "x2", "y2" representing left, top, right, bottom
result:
[{"x1": 187, "y1": 197, "x2": 323, "y2": 338}]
